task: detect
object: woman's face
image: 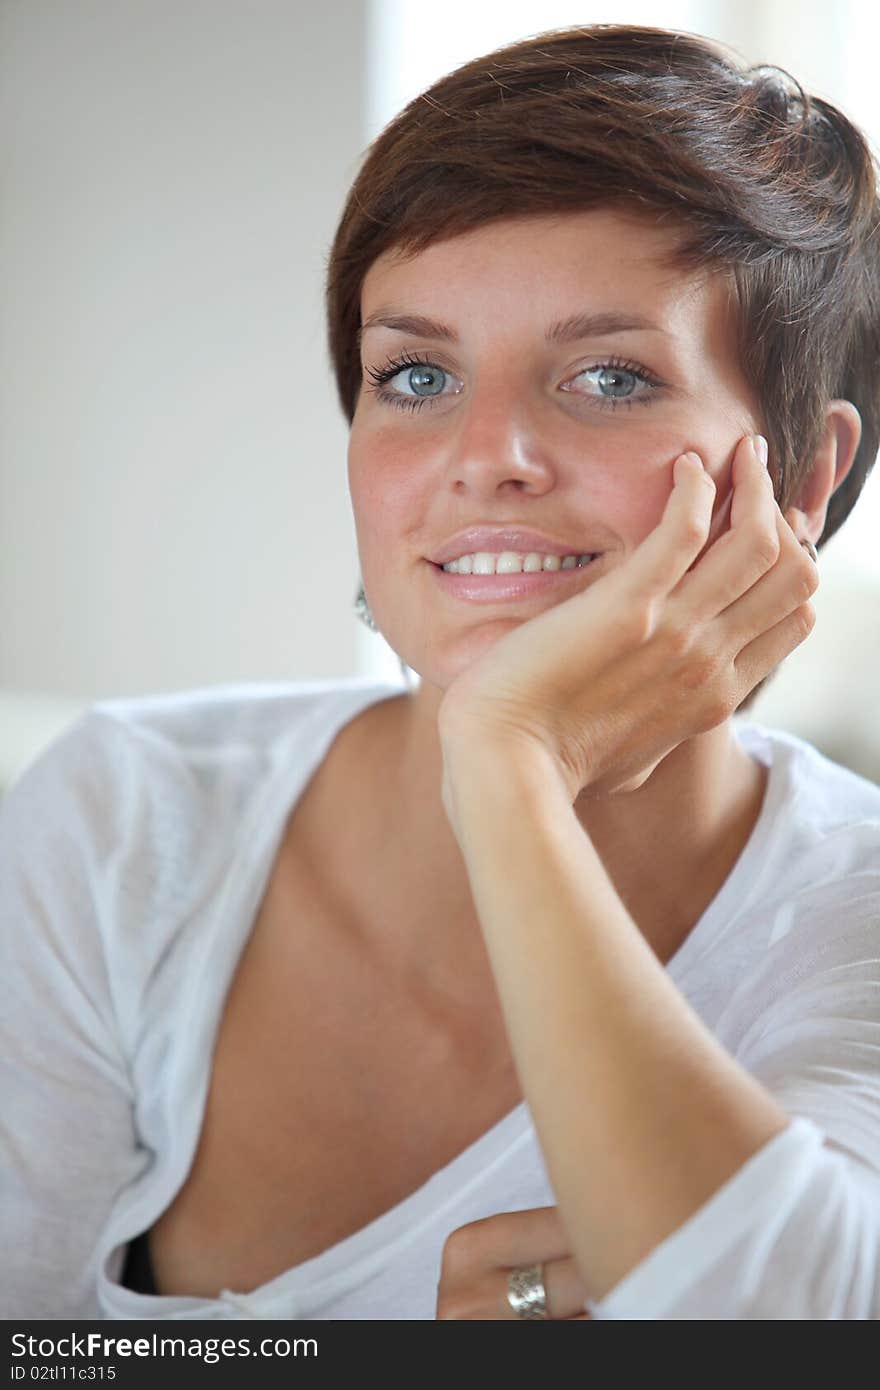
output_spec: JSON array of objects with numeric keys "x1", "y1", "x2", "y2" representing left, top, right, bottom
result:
[{"x1": 349, "y1": 207, "x2": 763, "y2": 689}]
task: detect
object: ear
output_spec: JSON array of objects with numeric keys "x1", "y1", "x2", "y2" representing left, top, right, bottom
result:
[{"x1": 788, "y1": 400, "x2": 862, "y2": 542}]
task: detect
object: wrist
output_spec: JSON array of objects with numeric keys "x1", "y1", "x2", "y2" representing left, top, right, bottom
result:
[{"x1": 441, "y1": 732, "x2": 573, "y2": 836}]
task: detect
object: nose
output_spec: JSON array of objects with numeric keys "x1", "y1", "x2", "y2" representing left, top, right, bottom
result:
[{"x1": 440, "y1": 376, "x2": 557, "y2": 496}]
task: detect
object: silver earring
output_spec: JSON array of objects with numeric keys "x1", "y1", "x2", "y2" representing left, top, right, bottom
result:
[
  {"x1": 353, "y1": 580, "x2": 379, "y2": 632},
  {"x1": 353, "y1": 580, "x2": 414, "y2": 688}
]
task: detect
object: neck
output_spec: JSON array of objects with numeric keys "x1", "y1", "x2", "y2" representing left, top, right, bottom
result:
[{"x1": 354, "y1": 680, "x2": 768, "y2": 976}]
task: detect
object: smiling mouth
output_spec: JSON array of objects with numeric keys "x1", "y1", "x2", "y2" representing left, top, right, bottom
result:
[
  {"x1": 428, "y1": 554, "x2": 600, "y2": 574},
  {"x1": 427, "y1": 554, "x2": 604, "y2": 601}
]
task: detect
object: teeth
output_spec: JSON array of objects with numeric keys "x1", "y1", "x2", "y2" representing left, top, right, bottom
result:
[{"x1": 442, "y1": 551, "x2": 595, "y2": 575}]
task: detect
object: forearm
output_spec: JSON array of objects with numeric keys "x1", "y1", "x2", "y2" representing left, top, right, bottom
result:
[{"x1": 444, "y1": 743, "x2": 791, "y2": 1303}]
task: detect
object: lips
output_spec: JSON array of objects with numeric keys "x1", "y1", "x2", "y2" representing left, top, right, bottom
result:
[{"x1": 429, "y1": 553, "x2": 604, "y2": 603}]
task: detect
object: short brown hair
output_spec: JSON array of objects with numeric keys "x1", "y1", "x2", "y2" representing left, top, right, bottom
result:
[{"x1": 326, "y1": 24, "x2": 880, "y2": 703}]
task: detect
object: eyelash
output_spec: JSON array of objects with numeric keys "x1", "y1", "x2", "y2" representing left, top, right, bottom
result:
[{"x1": 363, "y1": 349, "x2": 662, "y2": 413}]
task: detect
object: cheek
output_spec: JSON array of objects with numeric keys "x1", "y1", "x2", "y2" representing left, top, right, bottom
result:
[
  {"x1": 347, "y1": 428, "x2": 425, "y2": 551},
  {"x1": 588, "y1": 432, "x2": 677, "y2": 546},
  {"x1": 349, "y1": 406, "x2": 439, "y2": 485},
  {"x1": 608, "y1": 481, "x2": 671, "y2": 550},
  {"x1": 347, "y1": 421, "x2": 394, "y2": 512},
  {"x1": 597, "y1": 412, "x2": 742, "y2": 544},
  {"x1": 348, "y1": 413, "x2": 413, "y2": 485}
]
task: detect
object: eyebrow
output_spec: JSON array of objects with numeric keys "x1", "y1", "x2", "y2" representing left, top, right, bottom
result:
[{"x1": 357, "y1": 309, "x2": 667, "y2": 348}]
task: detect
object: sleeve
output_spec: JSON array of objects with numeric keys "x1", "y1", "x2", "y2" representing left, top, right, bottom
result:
[
  {"x1": 0, "y1": 715, "x2": 144, "y2": 1318},
  {"x1": 584, "y1": 914, "x2": 880, "y2": 1319}
]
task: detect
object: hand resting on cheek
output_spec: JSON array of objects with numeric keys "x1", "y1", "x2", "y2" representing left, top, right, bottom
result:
[{"x1": 438, "y1": 432, "x2": 820, "y2": 815}]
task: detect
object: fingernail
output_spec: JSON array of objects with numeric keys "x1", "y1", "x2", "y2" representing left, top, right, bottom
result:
[{"x1": 753, "y1": 434, "x2": 768, "y2": 466}]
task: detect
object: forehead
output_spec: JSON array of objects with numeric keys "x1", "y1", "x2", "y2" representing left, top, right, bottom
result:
[{"x1": 360, "y1": 207, "x2": 738, "y2": 361}]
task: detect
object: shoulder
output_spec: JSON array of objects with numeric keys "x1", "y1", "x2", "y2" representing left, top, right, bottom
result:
[
  {"x1": 84, "y1": 675, "x2": 400, "y2": 782},
  {"x1": 735, "y1": 718, "x2": 880, "y2": 835},
  {"x1": 713, "y1": 722, "x2": 880, "y2": 1040},
  {"x1": 734, "y1": 721, "x2": 880, "y2": 913},
  {"x1": 2, "y1": 675, "x2": 377, "y2": 831},
  {"x1": 0, "y1": 677, "x2": 397, "y2": 1059},
  {"x1": 0, "y1": 674, "x2": 401, "y2": 934},
  {"x1": 0, "y1": 681, "x2": 315, "y2": 951}
]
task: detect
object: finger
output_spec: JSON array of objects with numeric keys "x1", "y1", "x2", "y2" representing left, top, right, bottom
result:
[
  {"x1": 441, "y1": 1206, "x2": 571, "y2": 1275},
  {"x1": 623, "y1": 451, "x2": 716, "y2": 601},
  {"x1": 709, "y1": 501, "x2": 819, "y2": 655},
  {"x1": 688, "y1": 477, "x2": 735, "y2": 571},
  {"x1": 489, "y1": 1204, "x2": 572, "y2": 1266},
  {"x1": 670, "y1": 435, "x2": 780, "y2": 623},
  {"x1": 732, "y1": 599, "x2": 817, "y2": 700},
  {"x1": 732, "y1": 508, "x2": 819, "y2": 694}
]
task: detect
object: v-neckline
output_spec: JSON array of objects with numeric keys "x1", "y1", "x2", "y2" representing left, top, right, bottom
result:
[{"x1": 108, "y1": 683, "x2": 782, "y2": 1316}]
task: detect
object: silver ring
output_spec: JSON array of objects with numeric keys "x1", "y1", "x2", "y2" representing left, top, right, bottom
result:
[
  {"x1": 506, "y1": 1263, "x2": 548, "y2": 1319},
  {"x1": 799, "y1": 538, "x2": 819, "y2": 564}
]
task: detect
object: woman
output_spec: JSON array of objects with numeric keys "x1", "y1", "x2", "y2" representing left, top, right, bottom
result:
[{"x1": 2, "y1": 24, "x2": 879, "y2": 1320}]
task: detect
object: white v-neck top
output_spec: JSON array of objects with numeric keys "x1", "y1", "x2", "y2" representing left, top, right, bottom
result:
[{"x1": 1, "y1": 677, "x2": 879, "y2": 1319}]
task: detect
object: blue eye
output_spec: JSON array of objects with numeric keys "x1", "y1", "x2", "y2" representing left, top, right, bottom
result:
[
  {"x1": 404, "y1": 363, "x2": 446, "y2": 396},
  {"x1": 364, "y1": 350, "x2": 456, "y2": 412},
  {"x1": 591, "y1": 366, "x2": 637, "y2": 397},
  {"x1": 363, "y1": 350, "x2": 661, "y2": 413},
  {"x1": 565, "y1": 359, "x2": 659, "y2": 408}
]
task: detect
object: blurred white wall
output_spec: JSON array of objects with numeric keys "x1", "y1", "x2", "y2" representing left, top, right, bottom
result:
[
  {"x1": 0, "y1": 0, "x2": 367, "y2": 705},
  {"x1": 2, "y1": 0, "x2": 879, "y2": 788}
]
